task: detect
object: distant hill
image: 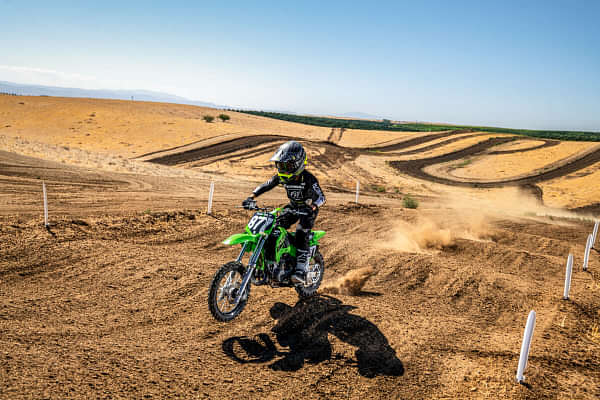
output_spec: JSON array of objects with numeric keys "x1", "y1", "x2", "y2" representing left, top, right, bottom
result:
[
  {"x1": 0, "y1": 81, "x2": 228, "y2": 109},
  {"x1": 0, "y1": 81, "x2": 393, "y2": 121}
]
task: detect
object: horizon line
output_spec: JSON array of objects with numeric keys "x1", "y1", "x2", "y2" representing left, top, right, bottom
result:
[{"x1": 1, "y1": 79, "x2": 598, "y2": 134}]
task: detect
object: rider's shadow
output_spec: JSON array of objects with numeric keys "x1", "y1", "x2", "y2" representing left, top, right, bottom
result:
[{"x1": 222, "y1": 295, "x2": 404, "y2": 378}]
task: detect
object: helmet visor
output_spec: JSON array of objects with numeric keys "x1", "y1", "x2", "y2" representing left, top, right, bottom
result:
[{"x1": 275, "y1": 160, "x2": 296, "y2": 174}]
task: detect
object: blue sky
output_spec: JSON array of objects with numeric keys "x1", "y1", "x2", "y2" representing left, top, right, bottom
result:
[{"x1": 1, "y1": 0, "x2": 599, "y2": 130}]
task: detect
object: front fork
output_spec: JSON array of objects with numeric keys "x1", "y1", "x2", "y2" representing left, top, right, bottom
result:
[{"x1": 234, "y1": 236, "x2": 266, "y2": 305}]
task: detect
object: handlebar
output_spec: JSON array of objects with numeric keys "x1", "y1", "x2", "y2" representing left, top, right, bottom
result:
[
  {"x1": 239, "y1": 203, "x2": 309, "y2": 216},
  {"x1": 283, "y1": 209, "x2": 309, "y2": 216}
]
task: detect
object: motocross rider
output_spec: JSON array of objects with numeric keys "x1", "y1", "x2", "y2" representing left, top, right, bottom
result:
[{"x1": 242, "y1": 140, "x2": 325, "y2": 285}]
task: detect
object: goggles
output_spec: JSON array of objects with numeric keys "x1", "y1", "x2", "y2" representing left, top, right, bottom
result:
[{"x1": 275, "y1": 160, "x2": 296, "y2": 174}]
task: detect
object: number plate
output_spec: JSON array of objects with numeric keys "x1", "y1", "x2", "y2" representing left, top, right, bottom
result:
[{"x1": 247, "y1": 212, "x2": 275, "y2": 234}]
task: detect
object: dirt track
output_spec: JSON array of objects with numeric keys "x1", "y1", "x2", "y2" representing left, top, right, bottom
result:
[
  {"x1": 144, "y1": 131, "x2": 472, "y2": 166},
  {"x1": 487, "y1": 139, "x2": 560, "y2": 155},
  {"x1": 2, "y1": 96, "x2": 600, "y2": 398},
  {"x1": 380, "y1": 133, "x2": 487, "y2": 155},
  {"x1": 144, "y1": 132, "x2": 600, "y2": 197},
  {"x1": 365, "y1": 130, "x2": 473, "y2": 152},
  {"x1": 1, "y1": 151, "x2": 600, "y2": 399},
  {"x1": 389, "y1": 138, "x2": 600, "y2": 188},
  {"x1": 145, "y1": 135, "x2": 295, "y2": 166}
]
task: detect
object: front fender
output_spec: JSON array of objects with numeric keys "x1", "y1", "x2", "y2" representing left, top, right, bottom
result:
[
  {"x1": 223, "y1": 233, "x2": 258, "y2": 246},
  {"x1": 310, "y1": 230, "x2": 326, "y2": 246}
]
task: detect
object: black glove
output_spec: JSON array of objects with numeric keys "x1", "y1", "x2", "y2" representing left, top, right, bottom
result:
[{"x1": 242, "y1": 197, "x2": 256, "y2": 209}]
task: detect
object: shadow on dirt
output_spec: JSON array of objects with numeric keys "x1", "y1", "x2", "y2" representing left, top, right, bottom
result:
[
  {"x1": 222, "y1": 295, "x2": 404, "y2": 378},
  {"x1": 45, "y1": 224, "x2": 57, "y2": 237}
]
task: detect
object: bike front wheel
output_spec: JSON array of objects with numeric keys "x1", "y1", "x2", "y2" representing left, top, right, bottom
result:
[{"x1": 208, "y1": 262, "x2": 250, "y2": 322}]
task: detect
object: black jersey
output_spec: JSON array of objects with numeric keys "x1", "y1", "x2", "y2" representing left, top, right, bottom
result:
[{"x1": 252, "y1": 170, "x2": 326, "y2": 207}]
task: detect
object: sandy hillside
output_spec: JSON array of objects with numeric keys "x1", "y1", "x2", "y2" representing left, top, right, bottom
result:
[
  {"x1": 0, "y1": 95, "x2": 333, "y2": 157},
  {"x1": 3, "y1": 95, "x2": 600, "y2": 209}
]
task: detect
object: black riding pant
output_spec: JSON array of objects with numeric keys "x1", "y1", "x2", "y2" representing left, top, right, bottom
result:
[{"x1": 278, "y1": 204, "x2": 318, "y2": 252}]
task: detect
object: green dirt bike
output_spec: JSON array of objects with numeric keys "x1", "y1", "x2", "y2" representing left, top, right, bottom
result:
[{"x1": 208, "y1": 202, "x2": 326, "y2": 322}]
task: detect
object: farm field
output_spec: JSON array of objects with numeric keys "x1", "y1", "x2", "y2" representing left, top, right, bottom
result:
[
  {"x1": 236, "y1": 110, "x2": 600, "y2": 142},
  {"x1": 1, "y1": 96, "x2": 600, "y2": 399}
]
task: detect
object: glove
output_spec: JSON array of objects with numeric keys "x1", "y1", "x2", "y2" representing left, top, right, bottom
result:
[
  {"x1": 305, "y1": 198, "x2": 317, "y2": 212},
  {"x1": 242, "y1": 197, "x2": 256, "y2": 209}
]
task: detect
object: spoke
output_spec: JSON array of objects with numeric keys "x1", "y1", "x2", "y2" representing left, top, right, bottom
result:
[
  {"x1": 213, "y1": 268, "x2": 246, "y2": 314},
  {"x1": 218, "y1": 297, "x2": 231, "y2": 312},
  {"x1": 218, "y1": 270, "x2": 238, "y2": 302},
  {"x1": 218, "y1": 283, "x2": 226, "y2": 300},
  {"x1": 224, "y1": 271, "x2": 235, "y2": 287}
]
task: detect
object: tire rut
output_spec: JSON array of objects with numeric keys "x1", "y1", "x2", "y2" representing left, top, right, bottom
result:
[
  {"x1": 142, "y1": 132, "x2": 600, "y2": 190},
  {"x1": 147, "y1": 135, "x2": 296, "y2": 166},
  {"x1": 145, "y1": 131, "x2": 473, "y2": 166},
  {"x1": 389, "y1": 138, "x2": 600, "y2": 188}
]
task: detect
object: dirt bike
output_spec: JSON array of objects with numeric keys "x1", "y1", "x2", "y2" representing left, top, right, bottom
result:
[{"x1": 208, "y1": 202, "x2": 326, "y2": 322}]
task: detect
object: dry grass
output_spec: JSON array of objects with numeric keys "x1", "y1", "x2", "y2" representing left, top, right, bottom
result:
[
  {"x1": 385, "y1": 131, "x2": 480, "y2": 154},
  {"x1": 0, "y1": 134, "x2": 211, "y2": 179},
  {"x1": 451, "y1": 141, "x2": 596, "y2": 180},
  {"x1": 0, "y1": 95, "x2": 331, "y2": 157},
  {"x1": 395, "y1": 134, "x2": 509, "y2": 161},
  {"x1": 540, "y1": 164, "x2": 600, "y2": 208},
  {"x1": 490, "y1": 139, "x2": 547, "y2": 152},
  {"x1": 337, "y1": 129, "x2": 420, "y2": 147}
]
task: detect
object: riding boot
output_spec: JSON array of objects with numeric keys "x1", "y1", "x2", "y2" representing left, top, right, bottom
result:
[{"x1": 291, "y1": 249, "x2": 309, "y2": 284}]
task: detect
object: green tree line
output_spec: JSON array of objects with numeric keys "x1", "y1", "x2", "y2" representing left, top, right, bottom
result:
[{"x1": 232, "y1": 110, "x2": 600, "y2": 141}]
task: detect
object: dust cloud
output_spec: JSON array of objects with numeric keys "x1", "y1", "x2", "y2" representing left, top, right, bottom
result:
[
  {"x1": 444, "y1": 186, "x2": 594, "y2": 221},
  {"x1": 322, "y1": 266, "x2": 377, "y2": 296},
  {"x1": 381, "y1": 216, "x2": 491, "y2": 253},
  {"x1": 381, "y1": 186, "x2": 591, "y2": 254}
]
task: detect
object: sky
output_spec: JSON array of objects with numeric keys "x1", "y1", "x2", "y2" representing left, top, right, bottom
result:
[{"x1": 1, "y1": 0, "x2": 599, "y2": 131}]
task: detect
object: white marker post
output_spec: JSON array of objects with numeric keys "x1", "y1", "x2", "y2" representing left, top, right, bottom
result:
[
  {"x1": 583, "y1": 234, "x2": 592, "y2": 271},
  {"x1": 207, "y1": 181, "x2": 215, "y2": 215},
  {"x1": 516, "y1": 310, "x2": 536, "y2": 384},
  {"x1": 563, "y1": 254, "x2": 573, "y2": 300},
  {"x1": 42, "y1": 181, "x2": 49, "y2": 228},
  {"x1": 355, "y1": 180, "x2": 360, "y2": 204},
  {"x1": 592, "y1": 221, "x2": 599, "y2": 249}
]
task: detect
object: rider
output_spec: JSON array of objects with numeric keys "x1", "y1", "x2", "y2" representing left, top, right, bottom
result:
[{"x1": 242, "y1": 140, "x2": 325, "y2": 284}]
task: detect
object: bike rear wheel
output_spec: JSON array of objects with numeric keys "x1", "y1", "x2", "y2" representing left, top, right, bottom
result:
[
  {"x1": 208, "y1": 262, "x2": 250, "y2": 322},
  {"x1": 295, "y1": 250, "x2": 324, "y2": 298}
]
